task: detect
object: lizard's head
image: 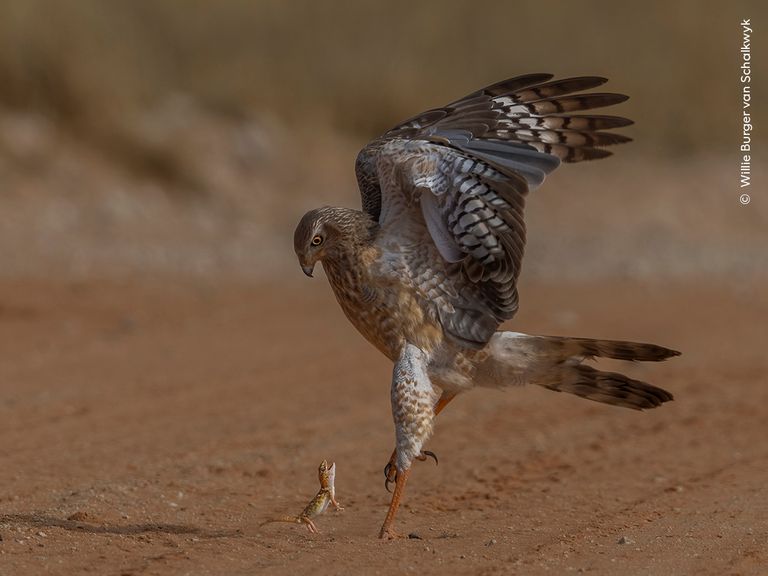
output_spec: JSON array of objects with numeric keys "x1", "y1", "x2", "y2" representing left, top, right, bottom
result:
[{"x1": 318, "y1": 459, "x2": 335, "y2": 483}]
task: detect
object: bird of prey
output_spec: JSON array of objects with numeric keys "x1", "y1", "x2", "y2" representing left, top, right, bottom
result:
[{"x1": 294, "y1": 73, "x2": 679, "y2": 539}]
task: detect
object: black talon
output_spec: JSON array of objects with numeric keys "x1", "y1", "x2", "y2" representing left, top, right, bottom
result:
[
  {"x1": 384, "y1": 462, "x2": 395, "y2": 492},
  {"x1": 383, "y1": 450, "x2": 436, "y2": 492}
]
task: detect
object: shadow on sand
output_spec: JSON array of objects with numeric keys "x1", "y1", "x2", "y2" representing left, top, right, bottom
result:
[{"x1": 0, "y1": 513, "x2": 242, "y2": 539}]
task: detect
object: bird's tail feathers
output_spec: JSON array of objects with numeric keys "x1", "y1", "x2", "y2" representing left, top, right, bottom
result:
[{"x1": 476, "y1": 332, "x2": 678, "y2": 410}]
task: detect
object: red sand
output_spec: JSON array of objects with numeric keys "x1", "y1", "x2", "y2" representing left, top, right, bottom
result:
[{"x1": 0, "y1": 279, "x2": 765, "y2": 575}]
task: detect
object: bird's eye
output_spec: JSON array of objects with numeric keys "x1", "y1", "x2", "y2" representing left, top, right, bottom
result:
[{"x1": 311, "y1": 235, "x2": 323, "y2": 246}]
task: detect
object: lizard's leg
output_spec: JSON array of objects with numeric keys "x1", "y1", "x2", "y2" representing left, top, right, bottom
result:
[
  {"x1": 302, "y1": 516, "x2": 319, "y2": 533},
  {"x1": 331, "y1": 495, "x2": 344, "y2": 511},
  {"x1": 384, "y1": 390, "x2": 456, "y2": 491},
  {"x1": 380, "y1": 344, "x2": 435, "y2": 539}
]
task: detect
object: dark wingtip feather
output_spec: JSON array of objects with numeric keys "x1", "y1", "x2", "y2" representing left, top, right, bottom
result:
[
  {"x1": 579, "y1": 115, "x2": 634, "y2": 129},
  {"x1": 613, "y1": 93, "x2": 630, "y2": 104},
  {"x1": 572, "y1": 92, "x2": 629, "y2": 108},
  {"x1": 536, "y1": 75, "x2": 609, "y2": 93},
  {"x1": 594, "y1": 132, "x2": 633, "y2": 146},
  {"x1": 478, "y1": 73, "x2": 555, "y2": 97},
  {"x1": 553, "y1": 92, "x2": 630, "y2": 109},
  {"x1": 563, "y1": 147, "x2": 613, "y2": 162}
]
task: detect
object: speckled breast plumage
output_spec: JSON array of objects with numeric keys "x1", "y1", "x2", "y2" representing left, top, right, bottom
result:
[{"x1": 321, "y1": 247, "x2": 445, "y2": 363}]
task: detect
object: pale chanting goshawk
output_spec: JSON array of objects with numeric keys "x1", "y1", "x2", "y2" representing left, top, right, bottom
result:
[{"x1": 293, "y1": 73, "x2": 679, "y2": 539}]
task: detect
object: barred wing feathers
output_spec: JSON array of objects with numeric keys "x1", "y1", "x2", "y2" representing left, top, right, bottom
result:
[{"x1": 356, "y1": 74, "x2": 632, "y2": 348}]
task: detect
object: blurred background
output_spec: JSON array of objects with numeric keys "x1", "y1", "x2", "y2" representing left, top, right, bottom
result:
[{"x1": 0, "y1": 0, "x2": 765, "y2": 281}]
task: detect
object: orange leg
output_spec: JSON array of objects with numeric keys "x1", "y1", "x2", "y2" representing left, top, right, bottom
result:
[
  {"x1": 378, "y1": 467, "x2": 411, "y2": 539},
  {"x1": 384, "y1": 391, "x2": 457, "y2": 490},
  {"x1": 432, "y1": 391, "x2": 457, "y2": 416}
]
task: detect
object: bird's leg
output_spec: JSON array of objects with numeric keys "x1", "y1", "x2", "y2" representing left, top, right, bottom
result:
[
  {"x1": 379, "y1": 467, "x2": 410, "y2": 539},
  {"x1": 433, "y1": 391, "x2": 458, "y2": 416},
  {"x1": 380, "y1": 343, "x2": 435, "y2": 539},
  {"x1": 383, "y1": 451, "x2": 435, "y2": 492},
  {"x1": 384, "y1": 391, "x2": 456, "y2": 491}
]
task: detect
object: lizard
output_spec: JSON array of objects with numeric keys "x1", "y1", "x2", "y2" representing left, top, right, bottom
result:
[{"x1": 260, "y1": 459, "x2": 343, "y2": 533}]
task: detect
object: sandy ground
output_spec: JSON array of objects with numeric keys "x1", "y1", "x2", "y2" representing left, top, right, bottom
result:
[{"x1": 0, "y1": 278, "x2": 766, "y2": 575}]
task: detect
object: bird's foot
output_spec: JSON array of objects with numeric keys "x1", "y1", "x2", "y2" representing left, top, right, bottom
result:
[
  {"x1": 415, "y1": 450, "x2": 439, "y2": 465},
  {"x1": 378, "y1": 526, "x2": 406, "y2": 540},
  {"x1": 384, "y1": 450, "x2": 437, "y2": 492}
]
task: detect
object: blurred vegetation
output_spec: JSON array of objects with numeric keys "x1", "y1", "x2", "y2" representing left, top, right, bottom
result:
[
  {"x1": 0, "y1": 0, "x2": 764, "y2": 161},
  {"x1": 0, "y1": 1, "x2": 765, "y2": 279}
]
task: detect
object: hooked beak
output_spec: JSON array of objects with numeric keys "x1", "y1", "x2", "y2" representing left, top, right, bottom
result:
[{"x1": 301, "y1": 263, "x2": 315, "y2": 278}]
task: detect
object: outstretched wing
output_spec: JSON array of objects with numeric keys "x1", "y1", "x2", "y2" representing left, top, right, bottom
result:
[{"x1": 356, "y1": 74, "x2": 632, "y2": 348}]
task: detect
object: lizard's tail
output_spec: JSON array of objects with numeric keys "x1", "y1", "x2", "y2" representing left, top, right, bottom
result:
[
  {"x1": 476, "y1": 332, "x2": 679, "y2": 410},
  {"x1": 260, "y1": 516, "x2": 301, "y2": 527}
]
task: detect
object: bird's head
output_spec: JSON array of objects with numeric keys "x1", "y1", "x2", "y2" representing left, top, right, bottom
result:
[
  {"x1": 293, "y1": 207, "x2": 337, "y2": 277},
  {"x1": 294, "y1": 206, "x2": 375, "y2": 277}
]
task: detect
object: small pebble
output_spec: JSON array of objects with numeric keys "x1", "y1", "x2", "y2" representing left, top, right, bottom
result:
[
  {"x1": 408, "y1": 533, "x2": 422, "y2": 540},
  {"x1": 617, "y1": 536, "x2": 634, "y2": 545},
  {"x1": 485, "y1": 538, "x2": 497, "y2": 546},
  {"x1": 37, "y1": 531, "x2": 46, "y2": 538}
]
